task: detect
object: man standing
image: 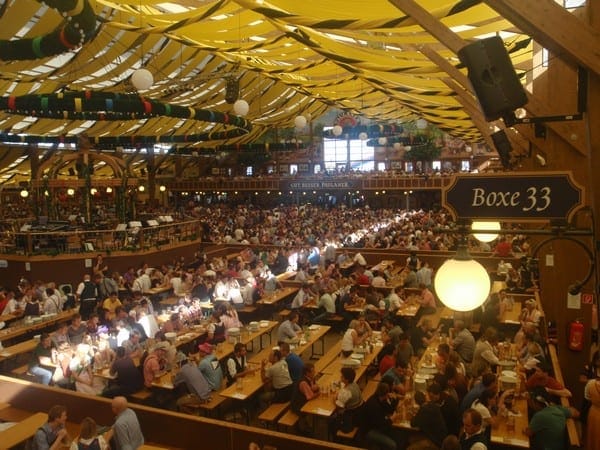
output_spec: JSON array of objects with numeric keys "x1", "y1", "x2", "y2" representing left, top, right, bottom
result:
[
  {"x1": 105, "y1": 397, "x2": 144, "y2": 450},
  {"x1": 76, "y1": 274, "x2": 98, "y2": 320},
  {"x1": 31, "y1": 405, "x2": 70, "y2": 450}
]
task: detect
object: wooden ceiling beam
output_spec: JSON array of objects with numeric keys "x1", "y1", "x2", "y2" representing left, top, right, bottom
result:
[{"x1": 484, "y1": 0, "x2": 600, "y2": 75}]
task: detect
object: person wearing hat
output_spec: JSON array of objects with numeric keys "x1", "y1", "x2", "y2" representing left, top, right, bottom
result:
[
  {"x1": 143, "y1": 342, "x2": 169, "y2": 388},
  {"x1": 198, "y1": 342, "x2": 223, "y2": 391}
]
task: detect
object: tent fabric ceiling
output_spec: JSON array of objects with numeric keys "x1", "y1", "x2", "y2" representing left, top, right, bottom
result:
[{"x1": 0, "y1": 0, "x2": 532, "y2": 148}]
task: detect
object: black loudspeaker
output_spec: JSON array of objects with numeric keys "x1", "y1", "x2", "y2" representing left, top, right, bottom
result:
[
  {"x1": 491, "y1": 130, "x2": 512, "y2": 169},
  {"x1": 458, "y1": 36, "x2": 528, "y2": 121},
  {"x1": 225, "y1": 77, "x2": 239, "y2": 104}
]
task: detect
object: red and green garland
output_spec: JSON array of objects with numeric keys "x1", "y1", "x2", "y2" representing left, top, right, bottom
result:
[
  {"x1": 0, "y1": 91, "x2": 253, "y2": 146},
  {"x1": 0, "y1": 0, "x2": 97, "y2": 61}
]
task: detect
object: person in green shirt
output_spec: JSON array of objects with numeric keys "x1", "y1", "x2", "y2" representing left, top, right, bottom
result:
[{"x1": 526, "y1": 396, "x2": 579, "y2": 450}]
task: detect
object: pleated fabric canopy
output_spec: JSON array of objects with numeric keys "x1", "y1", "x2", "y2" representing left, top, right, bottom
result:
[{"x1": 0, "y1": 0, "x2": 532, "y2": 147}]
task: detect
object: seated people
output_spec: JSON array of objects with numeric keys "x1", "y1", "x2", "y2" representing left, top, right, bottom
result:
[
  {"x1": 33, "y1": 405, "x2": 71, "y2": 450},
  {"x1": 197, "y1": 342, "x2": 224, "y2": 391},
  {"x1": 174, "y1": 357, "x2": 213, "y2": 413},
  {"x1": 225, "y1": 343, "x2": 257, "y2": 386},
  {"x1": 331, "y1": 367, "x2": 363, "y2": 435},
  {"x1": 409, "y1": 385, "x2": 448, "y2": 450},
  {"x1": 290, "y1": 363, "x2": 320, "y2": 433},
  {"x1": 276, "y1": 311, "x2": 302, "y2": 343},
  {"x1": 102, "y1": 346, "x2": 143, "y2": 398},
  {"x1": 29, "y1": 333, "x2": 57, "y2": 385},
  {"x1": 104, "y1": 397, "x2": 145, "y2": 450},
  {"x1": 69, "y1": 344, "x2": 106, "y2": 395},
  {"x1": 362, "y1": 382, "x2": 403, "y2": 450},
  {"x1": 67, "y1": 314, "x2": 88, "y2": 346},
  {"x1": 260, "y1": 347, "x2": 294, "y2": 405},
  {"x1": 70, "y1": 417, "x2": 110, "y2": 450}
]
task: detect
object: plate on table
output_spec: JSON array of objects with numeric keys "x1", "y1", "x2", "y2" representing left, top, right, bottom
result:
[
  {"x1": 350, "y1": 353, "x2": 365, "y2": 361},
  {"x1": 308, "y1": 325, "x2": 320, "y2": 331},
  {"x1": 259, "y1": 322, "x2": 270, "y2": 328},
  {"x1": 342, "y1": 358, "x2": 361, "y2": 368}
]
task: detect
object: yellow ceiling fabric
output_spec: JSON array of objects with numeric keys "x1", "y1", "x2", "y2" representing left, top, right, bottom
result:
[{"x1": 0, "y1": 0, "x2": 535, "y2": 147}]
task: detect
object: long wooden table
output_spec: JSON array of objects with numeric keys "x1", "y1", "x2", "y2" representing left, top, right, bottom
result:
[
  {"x1": 0, "y1": 338, "x2": 37, "y2": 364},
  {"x1": 0, "y1": 309, "x2": 79, "y2": 343},
  {"x1": 0, "y1": 411, "x2": 47, "y2": 449},
  {"x1": 256, "y1": 287, "x2": 299, "y2": 306}
]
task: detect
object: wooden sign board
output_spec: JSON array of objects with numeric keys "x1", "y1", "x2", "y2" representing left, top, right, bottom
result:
[{"x1": 441, "y1": 172, "x2": 584, "y2": 221}]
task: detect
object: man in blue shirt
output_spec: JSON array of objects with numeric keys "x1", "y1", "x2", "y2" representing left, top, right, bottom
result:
[
  {"x1": 279, "y1": 341, "x2": 304, "y2": 382},
  {"x1": 197, "y1": 342, "x2": 223, "y2": 391},
  {"x1": 32, "y1": 405, "x2": 70, "y2": 450}
]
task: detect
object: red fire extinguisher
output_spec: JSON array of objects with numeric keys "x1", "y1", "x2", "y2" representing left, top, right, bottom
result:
[{"x1": 568, "y1": 319, "x2": 585, "y2": 351}]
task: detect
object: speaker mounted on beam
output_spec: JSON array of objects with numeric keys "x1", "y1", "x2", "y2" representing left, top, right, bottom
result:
[
  {"x1": 225, "y1": 77, "x2": 239, "y2": 104},
  {"x1": 458, "y1": 36, "x2": 528, "y2": 122}
]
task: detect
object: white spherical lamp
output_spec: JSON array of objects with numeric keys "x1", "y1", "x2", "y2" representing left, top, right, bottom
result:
[
  {"x1": 434, "y1": 245, "x2": 490, "y2": 312},
  {"x1": 138, "y1": 185, "x2": 145, "y2": 192},
  {"x1": 294, "y1": 115, "x2": 307, "y2": 129},
  {"x1": 471, "y1": 221, "x2": 501, "y2": 243},
  {"x1": 332, "y1": 125, "x2": 343, "y2": 136},
  {"x1": 159, "y1": 185, "x2": 166, "y2": 192},
  {"x1": 20, "y1": 189, "x2": 29, "y2": 198},
  {"x1": 67, "y1": 188, "x2": 75, "y2": 196},
  {"x1": 106, "y1": 187, "x2": 113, "y2": 193},
  {"x1": 233, "y1": 99, "x2": 249, "y2": 116},
  {"x1": 378, "y1": 137, "x2": 387, "y2": 146},
  {"x1": 131, "y1": 68, "x2": 154, "y2": 91},
  {"x1": 358, "y1": 132, "x2": 368, "y2": 141}
]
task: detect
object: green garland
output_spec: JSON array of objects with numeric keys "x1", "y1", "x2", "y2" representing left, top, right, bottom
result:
[
  {"x1": 0, "y1": 91, "x2": 252, "y2": 145},
  {"x1": 0, "y1": 0, "x2": 97, "y2": 61}
]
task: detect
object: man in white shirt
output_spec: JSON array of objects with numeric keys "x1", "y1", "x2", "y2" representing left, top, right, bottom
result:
[{"x1": 291, "y1": 283, "x2": 312, "y2": 309}]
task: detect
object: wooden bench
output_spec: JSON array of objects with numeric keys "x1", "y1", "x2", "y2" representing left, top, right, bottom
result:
[
  {"x1": 277, "y1": 309, "x2": 292, "y2": 321},
  {"x1": 336, "y1": 426, "x2": 359, "y2": 441},
  {"x1": 195, "y1": 395, "x2": 227, "y2": 418},
  {"x1": 548, "y1": 344, "x2": 580, "y2": 448},
  {"x1": 0, "y1": 411, "x2": 47, "y2": 448},
  {"x1": 258, "y1": 401, "x2": 290, "y2": 428},
  {"x1": 417, "y1": 307, "x2": 444, "y2": 330},
  {"x1": 10, "y1": 364, "x2": 38, "y2": 382},
  {"x1": 314, "y1": 340, "x2": 342, "y2": 373},
  {"x1": 277, "y1": 409, "x2": 299, "y2": 430},
  {"x1": 361, "y1": 380, "x2": 379, "y2": 400},
  {"x1": 238, "y1": 305, "x2": 258, "y2": 321},
  {"x1": 129, "y1": 388, "x2": 153, "y2": 403}
]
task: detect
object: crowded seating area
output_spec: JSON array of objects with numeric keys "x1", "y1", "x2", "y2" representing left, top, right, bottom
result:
[{"x1": 0, "y1": 226, "x2": 581, "y2": 449}]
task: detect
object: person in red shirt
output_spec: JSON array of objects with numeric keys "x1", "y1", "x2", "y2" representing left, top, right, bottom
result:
[
  {"x1": 526, "y1": 362, "x2": 572, "y2": 398},
  {"x1": 492, "y1": 237, "x2": 513, "y2": 257}
]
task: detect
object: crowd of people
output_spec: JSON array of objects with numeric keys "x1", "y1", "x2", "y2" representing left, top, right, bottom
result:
[
  {"x1": 0, "y1": 204, "x2": 587, "y2": 450},
  {"x1": 28, "y1": 397, "x2": 143, "y2": 450}
]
